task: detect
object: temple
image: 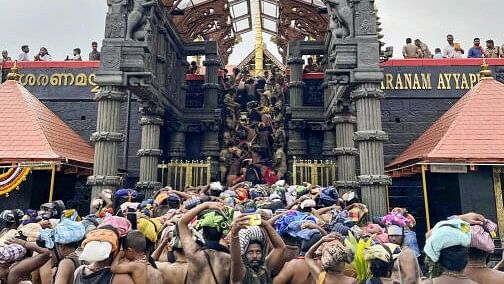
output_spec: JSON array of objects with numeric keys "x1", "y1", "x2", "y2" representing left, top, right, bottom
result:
[{"x1": 2, "y1": 0, "x2": 504, "y2": 245}]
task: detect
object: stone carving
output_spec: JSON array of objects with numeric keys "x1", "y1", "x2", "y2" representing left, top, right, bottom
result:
[
  {"x1": 126, "y1": 0, "x2": 156, "y2": 41},
  {"x1": 106, "y1": 14, "x2": 127, "y2": 38},
  {"x1": 324, "y1": 0, "x2": 354, "y2": 39}
]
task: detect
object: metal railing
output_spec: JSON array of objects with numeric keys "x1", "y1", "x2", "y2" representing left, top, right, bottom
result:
[
  {"x1": 158, "y1": 158, "x2": 211, "y2": 189},
  {"x1": 292, "y1": 157, "x2": 337, "y2": 187}
]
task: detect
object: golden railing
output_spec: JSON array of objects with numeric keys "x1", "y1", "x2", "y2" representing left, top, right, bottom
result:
[
  {"x1": 292, "y1": 157, "x2": 337, "y2": 187},
  {"x1": 158, "y1": 158, "x2": 211, "y2": 190}
]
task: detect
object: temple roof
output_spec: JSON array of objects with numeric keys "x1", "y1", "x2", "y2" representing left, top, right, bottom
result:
[
  {"x1": 237, "y1": 48, "x2": 286, "y2": 72},
  {"x1": 387, "y1": 77, "x2": 504, "y2": 170},
  {"x1": 0, "y1": 80, "x2": 94, "y2": 165},
  {"x1": 165, "y1": 0, "x2": 327, "y2": 63}
]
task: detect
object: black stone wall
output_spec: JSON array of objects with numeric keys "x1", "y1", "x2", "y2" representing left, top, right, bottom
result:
[
  {"x1": 39, "y1": 98, "x2": 142, "y2": 184},
  {"x1": 382, "y1": 98, "x2": 457, "y2": 164}
]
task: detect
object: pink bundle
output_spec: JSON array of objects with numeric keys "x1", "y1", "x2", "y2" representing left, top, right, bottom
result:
[{"x1": 382, "y1": 212, "x2": 409, "y2": 228}]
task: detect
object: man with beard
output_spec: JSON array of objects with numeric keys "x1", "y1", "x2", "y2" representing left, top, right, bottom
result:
[
  {"x1": 230, "y1": 215, "x2": 286, "y2": 284},
  {"x1": 178, "y1": 202, "x2": 232, "y2": 284},
  {"x1": 467, "y1": 38, "x2": 485, "y2": 58}
]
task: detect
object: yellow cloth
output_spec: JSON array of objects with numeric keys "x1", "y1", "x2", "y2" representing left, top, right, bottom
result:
[
  {"x1": 317, "y1": 271, "x2": 326, "y2": 284},
  {"x1": 138, "y1": 218, "x2": 161, "y2": 242}
]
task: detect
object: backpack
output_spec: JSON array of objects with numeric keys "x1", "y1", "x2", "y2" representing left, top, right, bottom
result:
[{"x1": 245, "y1": 164, "x2": 262, "y2": 185}]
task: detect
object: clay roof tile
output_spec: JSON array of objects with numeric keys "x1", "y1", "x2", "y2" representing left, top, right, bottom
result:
[
  {"x1": 0, "y1": 80, "x2": 94, "y2": 165},
  {"x1": 387, "y1": 78, "x2": 504, "y2": 170}
]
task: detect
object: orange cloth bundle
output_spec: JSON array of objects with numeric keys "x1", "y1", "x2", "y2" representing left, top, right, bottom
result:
[{"x1": 82, "y1": 229, "x2": 119, "y2": 252}]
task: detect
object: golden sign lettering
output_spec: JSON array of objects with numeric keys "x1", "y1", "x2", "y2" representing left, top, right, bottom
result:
[
  {"x1": 18, "y1": 72, "x2": 100, "y2": 92},
  {"x1": 381, "y1": 72, "x2": 481, "y2": 91}
]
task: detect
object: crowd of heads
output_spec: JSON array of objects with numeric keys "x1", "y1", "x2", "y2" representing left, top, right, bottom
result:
[
  {"x1": 0, "y1": 179, "x2": 500, "y2": 283},
  {"x1": 217, "y1": 65, "x2": 289, "y2": 188},
  {"x1": 0, "y1": 42, "x2": 101, "y2": 64},
  {"x1": 403, "y1": 34, "x2": 504, "y2": 59}
]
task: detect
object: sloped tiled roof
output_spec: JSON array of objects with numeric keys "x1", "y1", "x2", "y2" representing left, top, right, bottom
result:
[
  {"x1": 0, "y1": 80, "x2": 94, "y2": 165},
  {"x1": 387, "y1": 78, "x2": 504, "y2": 169}
]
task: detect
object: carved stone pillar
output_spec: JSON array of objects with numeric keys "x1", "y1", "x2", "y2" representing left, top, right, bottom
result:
[
  {"x1": 351, "y1": 85, "x2": 391, "y2": 216},
  {"x1": 287, "y1": 56, "x2": 304, "y2": 107},
  {"x1": 287, "y1": 120, "x2": 307, "y2": 163},
  {"x1": 180, "y1": 61, "x2": 190, "y2": 107},
  {"x1": 167, "y1": 130, "x2": 186, "y2": 160},
  {"x1": 201, "y1": 121, "x2": 220, "y2": 181},
  {"x1": 287, "y1": 43, "x2": 307, "y2": 165},
  {"x1": 87, "y1": 86, "x2": 126, "y2": 204},
  {"x1": 322, "y1": 123, "x2": 336, "y2": 160},
  {"x1": 202, "y1": 42, "x2": 221, "y2": 109},
  {"x1": 333, "y1": 112, "x2": 358, "y2": 194},
  {"x1": 136, "y1": 104, "x2": 164, "y2": 197}
]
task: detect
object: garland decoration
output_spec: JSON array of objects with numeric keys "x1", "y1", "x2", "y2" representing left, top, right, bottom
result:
[{"x1": 0, "y1": 167, "x2": 31, "y2": 197}]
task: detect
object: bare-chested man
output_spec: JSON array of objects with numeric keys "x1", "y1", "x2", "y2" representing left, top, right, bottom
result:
[
  {"x1": 387, "y1": 225, "x2": 421, "y2": 283},
  {"x1": 157, "y1": 245, "x2": 188, "y2": 284},
  {"x1": 273, "y1": 233, "x2": 322, "y2": 284},
  {"x1": 305, "y1": 233, "x2": 356, "y2": 284},
  {"x1": 75, "y1": 227, "x2": 135, "y2": 284},
  {"x1": 464, "y1": 218, "x2": 504, "y2": 283},
  {"x1": 155, "y1": 225, "x2": 189, "y2": 284},
  {"x1": 1, "y1": 240, "x2": 50, "y2": 284},
  {"x1": 111, "y1": 230, "x2": 163, "y2": 284},
  {"x1": 178, "y1": 202, "x2": 231, "y2": 284}
]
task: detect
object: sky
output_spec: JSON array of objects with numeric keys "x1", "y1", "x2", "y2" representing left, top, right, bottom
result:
[{"x1": 1, "y1": 0, "x2": 503, "y2": 64}]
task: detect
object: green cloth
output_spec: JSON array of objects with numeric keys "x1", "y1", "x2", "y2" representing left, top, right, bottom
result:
[{"x1": 195, "y1": 207, "x2": 233, "y2": 235}]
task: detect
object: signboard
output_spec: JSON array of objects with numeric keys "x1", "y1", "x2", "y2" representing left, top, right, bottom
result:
[
  {"x1": 381, "y1": 64, "x2": 504, "y2": 98},
  {"x1": 16, "y1": 68, "x2": 99, "y2": 100},
  {"x1": 430, "y1": 164, "x2": 468, "y2": 173}
]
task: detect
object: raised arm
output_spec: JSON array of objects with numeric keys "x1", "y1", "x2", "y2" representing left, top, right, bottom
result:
[
  {"x1": 230, "y1": 216, "x2": 249, "y2": 284},
  {"x1": 178, "y1": 202, "x2": 224, "y2": 258},
  {"x1": 267, "y1": 211, "x2": 288, "y2": 226},
  {"x1": 263, "y1": 220, "x2": 286, "y2": 274},
  {"x1": 171, "y1": 190, "x2": 194, "y2": 201},
  {"x1": 305, "y1": 234, "x2": 336, "y2": 277},
  {"x1": 151, "y1": 233, "x2": 170, "y2": 261},
  {"x1": 301, "y1": 222, "x2": 328, "y2": 236}
]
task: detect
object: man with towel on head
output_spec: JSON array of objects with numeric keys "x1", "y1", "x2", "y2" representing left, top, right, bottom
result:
[
  {"x1": 230, "y1": 215, "x2": 285, "y2": 284},
  {"x1": 75, "y1": 227, "x2": 134, "y2": 284},
  {"x1": 156, "y1": 225, "x2": 189, "y2": 284},
  {"x1": 38, "y1": 218, "x2": 85, "y2": 284},
  {"x1": 385, "y1": 221, "x2": 421, "y2": 284},
  {"x1": 305, "y1": 233, "x2": 356, "y2": 284},
  {"x1": 422, "y1": 218, "x2": 476, "y2": 283},
  {"x1": 178, "y1": 202, "x2": 232, "y2": 284},
  {"x1": 1, "y1": 238, "x2": 50, "y2": 284},
  {"x1": 463, "y1": 216, "x2": 504, "y2": 283}
]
